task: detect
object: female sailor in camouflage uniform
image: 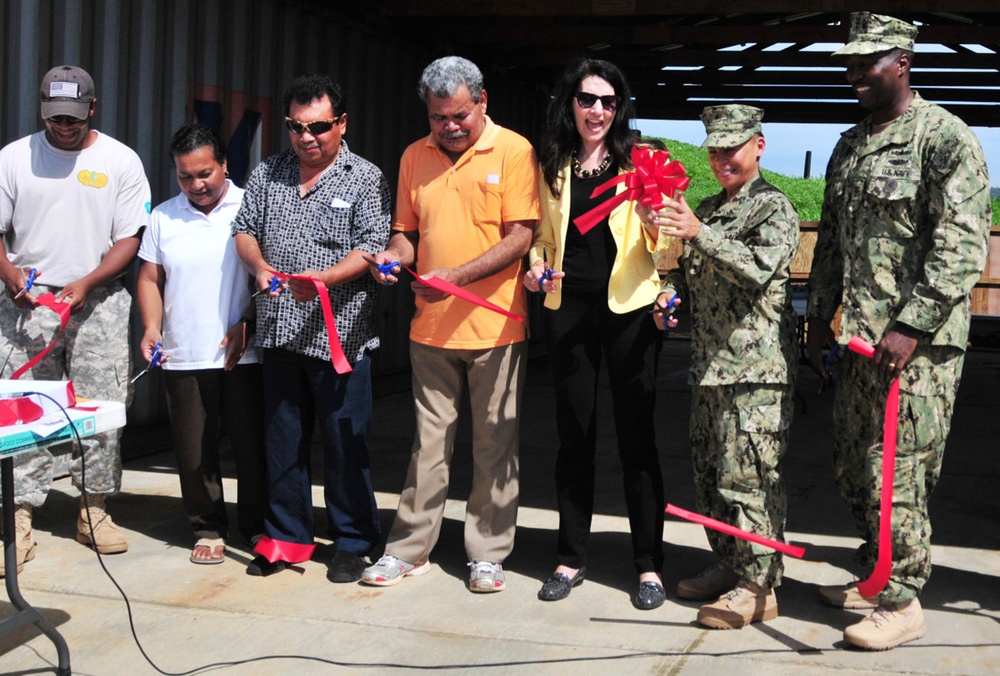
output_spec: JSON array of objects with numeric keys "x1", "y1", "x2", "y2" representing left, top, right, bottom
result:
[{"x1": 640, "y1": 104, "x2": 799, "y2": 629}]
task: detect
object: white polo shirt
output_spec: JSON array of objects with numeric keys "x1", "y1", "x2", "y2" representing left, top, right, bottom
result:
[{"x1": 138, "y1": 180, "x2": 257, "y2": 369}]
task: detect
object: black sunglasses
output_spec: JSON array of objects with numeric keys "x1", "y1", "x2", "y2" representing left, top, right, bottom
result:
[
  {"x1": 284, "y1": 116, "x2": 341, "y2": 135},
  {"x1": 46, "y1": 115, "x2": 88, "y2": 125},
  {"x1": 574, "y1": 92, "x2": 619, "y2": 111}
]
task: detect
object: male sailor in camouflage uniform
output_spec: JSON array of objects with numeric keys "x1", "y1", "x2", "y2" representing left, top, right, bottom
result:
[
  {"x1": 640, "y1": 104, "x2": 799, "y2": 629},
  {"x1": 807, "y1": 13, "x2": 991, "y2": 651}
]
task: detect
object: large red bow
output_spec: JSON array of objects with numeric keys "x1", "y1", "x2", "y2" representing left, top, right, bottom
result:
[{"x1": 573, "y1": 144, "x2": 691, "y2": 235}]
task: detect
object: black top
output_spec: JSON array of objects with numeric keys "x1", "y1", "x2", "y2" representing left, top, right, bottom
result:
[{"x1": 562, "y1": 160, "x2": 619, "y2": 294}]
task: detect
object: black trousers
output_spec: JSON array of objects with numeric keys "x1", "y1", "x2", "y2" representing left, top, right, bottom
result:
[
  {"x1": 544, "y1": 290, "x2": 664, "y2": 574},
  {"x1": 164, "y1": 364, "x2": 266, "y2": 543}
]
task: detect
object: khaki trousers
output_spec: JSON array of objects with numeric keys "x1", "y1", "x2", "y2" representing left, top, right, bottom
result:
[{"x1": 385, "y1": 341, "x2": 526, "y2": 564}]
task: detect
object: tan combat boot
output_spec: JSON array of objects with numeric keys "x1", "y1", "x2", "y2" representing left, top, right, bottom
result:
[
  {"x1": 697, "y1": 580, "x2": 778, "y2": 629},
  {"x1": 677, "y1": 563, "x2": 741, "y2": 601},
  {"x1": 77, "y1": 493, "x2": 128, "y2": 554},
  {"x1": 818, "y1": 581, "x2": 879, "y2": 609},
  {"x1": 843, "y1": 598, "x2": 927, "y2": 650},
  {"x1": 0, "y1": 504, "x2": 37, "y2": 577}
]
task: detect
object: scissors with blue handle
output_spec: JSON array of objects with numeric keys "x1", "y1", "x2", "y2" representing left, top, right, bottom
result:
[
  {"x1": 131, "y1": 341, "x2": 163, "y2": 383},
  {"x1": 251, "y1": 275, "x2": 283, "y2": 298},
  {"x1": 361, "y1": 253, "x2": 401, "y2": 276},
  {"x1": 648, "y1": 294, "x2": 680, "y2": 315},
  {"x1": 535, "y1": 250, "x2": 557, "y2": 293},
  {"x1": 534, "y1": 266, "x2": 556, "y2": 293},
  {"x1": 649, "y1": 294, "x2": 680, "y2": 330},
  {"x1": 13, "y1": 268, "x2": 37, "y2": 300}
]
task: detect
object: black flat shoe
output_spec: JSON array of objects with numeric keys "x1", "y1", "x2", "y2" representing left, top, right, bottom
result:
[
  {"x1": 327, "y1": 550, "x2": 366, "y2": 583},
  {"x1": 246, "y1": 555, "x2": 286, "y2": 577},
  {"x1": 633, "y1": 580, "x2": 666, "y2": 610},
  {"x1": 537, "y1": 566, "x2": 586, "y2": 601}
]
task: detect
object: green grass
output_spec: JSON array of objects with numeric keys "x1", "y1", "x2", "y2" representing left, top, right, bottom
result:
[{"x1": 654, "y1": 137, "x2": 1000, "y2": 224}]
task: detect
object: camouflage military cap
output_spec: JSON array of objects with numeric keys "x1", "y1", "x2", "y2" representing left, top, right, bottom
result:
[
  {"x1": 699, "y1": 104, "x2": 763, "y2": 149},
  {"x1": 832, "y1": 12, "x2": 917, "y2": 56}
]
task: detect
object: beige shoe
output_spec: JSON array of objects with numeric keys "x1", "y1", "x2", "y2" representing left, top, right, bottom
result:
[
  {"x1": 843, "y1": 598, "x2": 927, "y2": 650},
  {"x1": 697, "y1": 581, "x2": 778, "y2": 629},
  {"x1": 677, "y1": 564, "x2": 740, "y2": 601},
  {"x1": 819, "y1": 581, "x2": 879, "y2": 609},
  {"x1": 0, "y1": 505, "x2": 37, "y2": 577},
  {"x1": 76, "y1": 494, "x2": 128, "y2": 554}
]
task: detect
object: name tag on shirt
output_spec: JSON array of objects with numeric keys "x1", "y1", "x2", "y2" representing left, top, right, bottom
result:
[
  {"x1": 329, "y1": 197, "x2": 352, "y2": 209},
  {"x1": 486, "y1": 174, "x2": 500, "y2": 185}
]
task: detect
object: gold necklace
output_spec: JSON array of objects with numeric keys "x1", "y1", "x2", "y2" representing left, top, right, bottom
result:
[{"x1": 572, "y1": 150, "x2": 612, "y2": 179}]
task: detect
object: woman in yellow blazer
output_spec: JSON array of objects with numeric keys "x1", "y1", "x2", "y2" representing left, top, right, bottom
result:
[{"x1": 523, "y1": 58, "x2": 666, "y2": 610}]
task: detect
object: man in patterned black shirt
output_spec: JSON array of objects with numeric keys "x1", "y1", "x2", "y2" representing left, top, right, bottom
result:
[{"x1": 233, "y1": 74, "x2": 391, "y2": 581}]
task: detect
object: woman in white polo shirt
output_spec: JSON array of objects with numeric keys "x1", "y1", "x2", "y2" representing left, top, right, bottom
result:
[{"x1": 137, "y1": 123, "x2": 264, "y2": 564}]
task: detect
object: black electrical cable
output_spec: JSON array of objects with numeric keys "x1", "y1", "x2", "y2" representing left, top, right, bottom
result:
[{"x1": 24, "y1": 392, "x2": 557, "y2": 673}]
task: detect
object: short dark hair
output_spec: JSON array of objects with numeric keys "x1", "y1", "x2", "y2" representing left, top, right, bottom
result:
[
  {"x1": 169, "y1": 123, "x2": 226, "y2": 164},
  {"x1": 539, "y1": 58, "x2": 639, "y2": 198},
  {"x1": 283, "y1": 74, "x2": 346, "y2": 117}
]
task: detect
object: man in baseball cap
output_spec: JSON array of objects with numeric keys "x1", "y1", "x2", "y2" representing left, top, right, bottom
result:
[
  {"x1": 0, "y1": 66, "x2": 151, "y2": 574},
  {"x1": 809, "y1": 13, "x2": 992, "y2": 650}
]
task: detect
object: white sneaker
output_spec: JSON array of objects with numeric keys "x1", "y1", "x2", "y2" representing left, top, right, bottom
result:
[
  {"x1": 468, "y1": 560, "x2": 505, "y2": 593},
  {"x1": 361, "y1": 555, "x2": 430, "y2": 587}
]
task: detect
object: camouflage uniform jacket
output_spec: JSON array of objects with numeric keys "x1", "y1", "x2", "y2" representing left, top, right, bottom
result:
[
  {"x1": 808, "y1": 94, "x2": 992, "y2": 351},
  {"x1": 662, "y1": 174, "x2": 799, "y2": 386}
]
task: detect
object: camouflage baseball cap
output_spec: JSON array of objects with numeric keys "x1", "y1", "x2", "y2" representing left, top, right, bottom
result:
[
  {"x1": 832, "y1": 13, "x2": 917, "y2": 56},
  {"x1": 699, "y1": 104, "x2": 763, "y2": 149}
]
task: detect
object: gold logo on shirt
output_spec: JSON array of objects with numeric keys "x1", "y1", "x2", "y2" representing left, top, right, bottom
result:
[{"x1": 77, "y1": 170, "x2": 109, "y2": 188}]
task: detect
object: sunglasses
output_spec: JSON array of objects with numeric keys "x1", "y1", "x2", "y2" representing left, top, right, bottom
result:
[
  {"x1": 284, "y1": 116, "x2": 341, "y2": 135},
  {"x1": 574, "y1": 92, "x2": 619, "y2": 111},
  {"x1": 46, "y1": 115, "x2": 88, "y2": 125}
]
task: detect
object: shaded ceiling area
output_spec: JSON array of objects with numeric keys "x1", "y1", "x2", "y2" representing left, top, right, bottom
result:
[{"x1": 337, "y1": 1, "x2": 1000, "y2": 127}]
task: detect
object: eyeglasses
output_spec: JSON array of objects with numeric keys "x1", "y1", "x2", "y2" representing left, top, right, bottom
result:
[
  {"x1": 574, "y1": 92, "x2": 619, "y2": 111},
  {"x1": 46, "y1": 115, "x2": 88, "y2": 126},
  {"x1": 284, "y1": 116, "x2": 341, "y2": 135}
]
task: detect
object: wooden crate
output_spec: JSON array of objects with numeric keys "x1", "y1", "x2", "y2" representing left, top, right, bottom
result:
[{"x1": 971, "y1": 226, "x2": 1000, "y2": 316}]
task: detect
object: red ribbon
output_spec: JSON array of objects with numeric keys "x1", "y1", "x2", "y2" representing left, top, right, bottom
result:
[
  {"x1": 11, "y1": 293, "x2": 72, "y2": 381},
  {"x1": 0, "y1": 397, "x2": 44, "y2": 426},
  {"x1": 253, "y1": 534, "x2": 315, "y2": 564},
  {"x1": 266, "y1": 271, "x2": 353, "y2": 375},
  {"x1": 573, "y1": 144, "x2": 691, "y2": 235},
  {"x1": 406, "y1": 268, "x2": 524, "y2": 322},
  {"x1": 846, "y1": 335, "x2": 898, "y2": 598},
  {"x1": 664, "y1": 503, "x2": 806, "y2": 558}
]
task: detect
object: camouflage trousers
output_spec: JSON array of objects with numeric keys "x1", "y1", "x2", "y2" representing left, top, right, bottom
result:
[
  {"x1": 690, "y1": 383, "x2": 794, "y2": 588},
  {"x1": 0, "y1": 281, "x2": 132, "y2": 507},
  {"x1": 833, "y1": 347, "x2": 963, "y2": 604}
]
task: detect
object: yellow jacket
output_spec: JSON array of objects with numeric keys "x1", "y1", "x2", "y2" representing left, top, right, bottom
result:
[{"x1": 529, "y1": 160, "x2": 660, "y2": 313}]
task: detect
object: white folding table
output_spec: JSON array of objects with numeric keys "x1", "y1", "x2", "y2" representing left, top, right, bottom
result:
[{"x1": 0, "y1": 399, "x2": 125, "y2": 676}]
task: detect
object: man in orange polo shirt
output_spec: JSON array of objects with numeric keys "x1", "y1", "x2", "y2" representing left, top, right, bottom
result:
[{"x1": 364, "y1": 56, "x2": 540, "y2": 593}]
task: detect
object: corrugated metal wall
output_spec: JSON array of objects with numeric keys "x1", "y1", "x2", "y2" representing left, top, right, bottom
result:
[{"x1": 0, "y1": 0, "x2": 546, "y2": 428}]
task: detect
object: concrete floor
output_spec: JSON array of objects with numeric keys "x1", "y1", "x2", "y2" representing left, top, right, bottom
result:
[{"x1": 1, "y1": 338, "x2": 998, "y2": 675}]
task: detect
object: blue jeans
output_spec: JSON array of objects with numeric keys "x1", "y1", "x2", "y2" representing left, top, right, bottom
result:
[{"x1": 261, "y1": 348, "x2": 379, "y2": 555}]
